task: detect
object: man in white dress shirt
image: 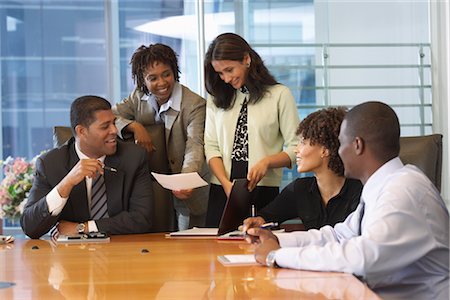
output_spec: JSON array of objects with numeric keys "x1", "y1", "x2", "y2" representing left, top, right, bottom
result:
[{"x1": 248, "y1": 101, "x2": 449, "y2": 299}]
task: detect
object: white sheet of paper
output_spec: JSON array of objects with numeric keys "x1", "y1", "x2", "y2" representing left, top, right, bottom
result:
[
  {"x1": 217, "y1": 254, "x2": 258, "y2": 266},
  {"x1": 151, "y1": 172, "x2": 208, "y2": 191},
  {"x1": 169, "y1": 227, "x2": 218, "y2": 236}
]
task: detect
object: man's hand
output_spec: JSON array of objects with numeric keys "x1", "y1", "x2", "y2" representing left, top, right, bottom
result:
[
  {"x1": 242, "y1": 216, "x2": 266, "y2": 233},
  {"x1": 172, "y1": 189, "x2": 193, "y2": 200},
  {"x1": 57, "y1": 220, "x2": 83, "y2": 235},
  {"x1": 247, "y1": 158, "x2": 269, "y2": 191},
  {"x1": 57, "y1": 159, "x2": 103, "y2": 198},
  {"x1": 127, "y1": 122, "x2": 156, "y2": 153},
  {"x1": 247, "y1": 227, "x2": 281, "y2": 265}
]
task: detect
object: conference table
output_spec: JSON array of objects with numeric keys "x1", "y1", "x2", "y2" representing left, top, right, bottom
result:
[{"x1": 0, "y1": 233, "x2": 380, "y2": 299}]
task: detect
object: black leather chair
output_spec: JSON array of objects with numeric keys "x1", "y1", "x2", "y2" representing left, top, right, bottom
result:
[
  {"x1": 399, "y1": 134, "x2": 443, "y2": 192},
  {"x1": 53, "y1": 125, "x2": 175, "y2": 232}
]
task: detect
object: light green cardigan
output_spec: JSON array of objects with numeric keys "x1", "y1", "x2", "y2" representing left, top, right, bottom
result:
[{"x1": 204, "y1": 84, "x2": 300, "y2": 187}]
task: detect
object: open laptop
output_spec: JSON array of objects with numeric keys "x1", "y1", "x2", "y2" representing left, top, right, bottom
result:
[
  {"x1": 217, "y1": 178, "x2": 252, "y2": 235},
  {"x1": 169, "y1": 178, "x2": 252, "y2": 238}
]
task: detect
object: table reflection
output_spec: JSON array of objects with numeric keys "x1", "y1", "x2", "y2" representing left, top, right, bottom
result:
[
  {"x1": 206, "y1": 266, "x2": 381, "y2": 299},
  {"x1": 20, "y1": 239, "x2": 110, "y2": 299},
  {"x1": 1, "y1": 234, "x2": 380, "y2": 299}
]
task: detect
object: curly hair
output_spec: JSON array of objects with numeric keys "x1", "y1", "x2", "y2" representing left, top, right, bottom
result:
[
  {"x1": 296, "y1": 107, "x2": 347, "y2": 176},
  {"x1": 130, "y1": 44, "x2": 180, "y2": 95},
  {"x1": 204, "y1": 33, "x2": 277, "y2": 110}
]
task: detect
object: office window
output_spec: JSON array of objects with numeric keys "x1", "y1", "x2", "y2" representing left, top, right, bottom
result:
[
  {"x1": 117, "y1": 0, "x2": 200, "y2": 98},
  {"x1": 0, "y1": 1, "x2": 107, "y2": 160}
]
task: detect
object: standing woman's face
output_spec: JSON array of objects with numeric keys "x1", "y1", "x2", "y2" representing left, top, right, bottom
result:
[
  {"x1": 211, "y1": 54, "x2": 251, "y2": 90},
  {"x1": 143, "y1": 61, "x2": 175, "y2": 105}
]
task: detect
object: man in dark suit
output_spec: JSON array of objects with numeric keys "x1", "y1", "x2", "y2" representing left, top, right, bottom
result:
[{"x1": 21, "y1": 95, "x2": 153, "y2": 239}]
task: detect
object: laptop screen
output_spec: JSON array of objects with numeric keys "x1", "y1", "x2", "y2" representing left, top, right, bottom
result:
[{"x1": 217, "y1": 179, "x2": 253, "y2": 236}]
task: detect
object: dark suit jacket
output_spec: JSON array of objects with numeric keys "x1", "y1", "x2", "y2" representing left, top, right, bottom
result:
[{"x1": 20, "y1": 138, "x2": 153, "y2": 239}]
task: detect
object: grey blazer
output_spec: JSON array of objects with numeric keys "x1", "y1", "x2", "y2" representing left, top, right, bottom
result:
[
  {"x1": 113, "y1": 83, "x2": 209, "y2": 217},
  {"x1": 20, "y1": 138, "x2": 153, "y2": 239}
]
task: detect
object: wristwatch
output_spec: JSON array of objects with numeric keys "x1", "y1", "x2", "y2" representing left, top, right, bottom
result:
[
  {"x1": 76, "y1": 222, "x2": 86, "y2": 234},
  {"x1": 266, "y1": 250, "x2": 278, "y2": 268}
]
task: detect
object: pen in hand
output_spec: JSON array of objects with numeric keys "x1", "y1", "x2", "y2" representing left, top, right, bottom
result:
[
  {"x1": 260, "y1": 222, "x2": 279, "y2": 229},
  {"x1": 244, "y1": 222, "x2": 279, "y2": 244},
  {"x1": 103, "y1": 165, "x2": 117, "y2": 172},
  {"x1": 251, "y1": 204, "x2": 256, "y2": 217}
]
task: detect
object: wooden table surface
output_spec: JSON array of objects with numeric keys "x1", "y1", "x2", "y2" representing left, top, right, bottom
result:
[{"x1": 0, "y1": 233, "x2": 380, "y2": 299}]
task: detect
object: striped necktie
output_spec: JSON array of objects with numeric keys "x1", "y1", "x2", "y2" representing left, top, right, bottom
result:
[
  {"x1": 91, "y1": 174, "x2": 109, "y2": 220},
  {"x1": 358, "y1": 201, "x2": 365, "y2": 235}
]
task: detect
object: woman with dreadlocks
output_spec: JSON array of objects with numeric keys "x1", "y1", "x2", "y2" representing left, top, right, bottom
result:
[{"x1": 113, "y1": 44, "x2": 209, "y2": 231}]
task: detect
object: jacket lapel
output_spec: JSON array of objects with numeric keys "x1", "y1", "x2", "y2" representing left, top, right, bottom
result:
[
  {"x1": 104, "y1": 154, "x2": 124, "y2": 214},
  {"x1": 164, "y1": 109, "x2": 179, "y2": 146},
  {"x1": 65, "y1": 139, "x2": 90, "y2": 220}
]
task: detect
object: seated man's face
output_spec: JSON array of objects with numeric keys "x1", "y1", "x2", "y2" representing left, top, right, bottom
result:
[
  {"x1": 80, "y1": 109, "x2": 118, "y2": 158},
  {"x1": 338, "y1": 119, "x2": 357, "y2": 180}
]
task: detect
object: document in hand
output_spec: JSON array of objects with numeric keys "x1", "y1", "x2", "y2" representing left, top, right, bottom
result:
[{"x1": 151, "y1": 172, "x2": 208, "y2": 190}]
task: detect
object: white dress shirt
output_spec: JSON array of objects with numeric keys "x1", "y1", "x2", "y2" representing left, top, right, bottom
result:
[
  {"x1": 46, "y1": 142, "x2": 106, "y2": 232},
  {"x1": 148, "y1": 81, "x2": 182, "y2": 123},
  {"x1": 274, "y1": 157, "x2": 449, "y2": 299}
]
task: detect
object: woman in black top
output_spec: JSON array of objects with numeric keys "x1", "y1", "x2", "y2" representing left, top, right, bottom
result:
[{"x1": 243, "y1": 107, "x2": 362, "y2": 231}]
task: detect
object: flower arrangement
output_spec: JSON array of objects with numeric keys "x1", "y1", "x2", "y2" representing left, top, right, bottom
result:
[{"x1": 0, "y1": 155, "x2": 39, "y2": 220}]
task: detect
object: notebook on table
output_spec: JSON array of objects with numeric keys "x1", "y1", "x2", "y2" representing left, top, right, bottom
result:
[
  {"x1": 169, "y1": 178, "x2": 252, "y2": 239},
  {"x1": 57, "y1": 231, "x2": 110, "y2": 243}
]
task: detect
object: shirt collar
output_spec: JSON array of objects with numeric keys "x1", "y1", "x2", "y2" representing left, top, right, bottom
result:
[
  {"x1": 361, "y1": 156, "x2": 403, "y2": 203},
  {"x1": 142, "y1": 82, "x2": 182, "y2": 114},
  {"x1": 74, "y1": 140, "x2": 106, "y2": 163}
]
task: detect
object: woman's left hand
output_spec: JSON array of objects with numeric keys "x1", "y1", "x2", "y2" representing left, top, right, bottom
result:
[{"x1": 247, "y1": 158, "x2": 269, "y2": 191}]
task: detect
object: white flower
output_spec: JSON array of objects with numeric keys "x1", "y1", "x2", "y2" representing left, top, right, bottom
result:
[{"x1": 18, "y1": 198, "x2": 27, "y2": 214}]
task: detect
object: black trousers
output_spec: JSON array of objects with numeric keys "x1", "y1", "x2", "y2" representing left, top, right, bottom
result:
[{"x1": 205, "y1": 183, "x2": 279, "y2": 227}]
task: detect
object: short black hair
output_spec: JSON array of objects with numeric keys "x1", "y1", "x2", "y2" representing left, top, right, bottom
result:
[
  {"x1": 130, "y1": 43, "x2": 180, "y2": 95},
  {"x1": 345, "y1": 101, "x2": 400, "y2": 162},
  {"x1": 70, "y1": 95, "x2": 111, "y2": 135},
  {"x1": 296, "y1": 107, "x2": 347, "y2": 176}
]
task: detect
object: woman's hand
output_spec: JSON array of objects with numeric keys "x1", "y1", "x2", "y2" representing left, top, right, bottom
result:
[
  {"x1": 127, "y1": 122, "x2": 156, "y2": 153},
  {"x1": 247, "y1": 158, "x2": 269, "y2": 191},
  {"x1": 223, "y1": 180, "x2": 233, "y2": 198},
  {"x1": 172, "y1": 189, "x2": 193, "y2": 200}
]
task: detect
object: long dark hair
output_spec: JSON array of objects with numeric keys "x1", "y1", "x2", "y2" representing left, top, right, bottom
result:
[
  {"x1": 130, "y1": 43, "x2": 180, "y2": 95},
  {"x1": 204, "y1": 33, "x2": 277, "y2": 109}
]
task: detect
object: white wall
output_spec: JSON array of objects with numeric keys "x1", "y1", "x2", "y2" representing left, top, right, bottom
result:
[
  {"x1": 430, "y1": 0, "x2": 450, "y2": 204},
  {"x1": 315, "y1": 0, "x2": 448, "y2": 202}
]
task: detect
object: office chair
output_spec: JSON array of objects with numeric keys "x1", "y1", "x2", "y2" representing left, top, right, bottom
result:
[
  {"x1": 53, "y1": 126, "x2": 73, "y2": 148},
  {"x1": 53, "y1": 125, "x2": 175, "y2": 232},
  {"x1": 399, "y1": 134, "x2": 443, "y2": 192}
]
